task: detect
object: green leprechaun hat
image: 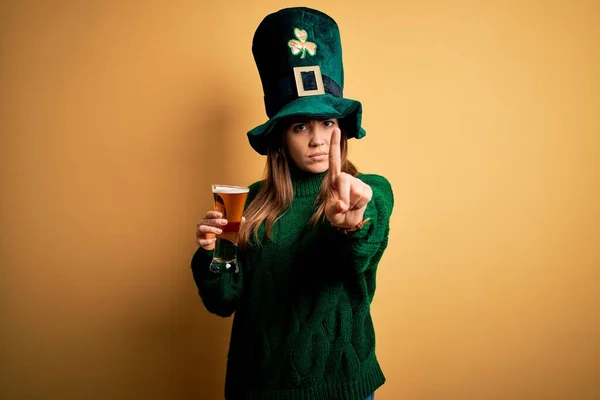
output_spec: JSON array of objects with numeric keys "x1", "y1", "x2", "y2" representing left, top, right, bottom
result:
[{"x1": 247, "y1": 7, "x2": 366, "y2": 155}]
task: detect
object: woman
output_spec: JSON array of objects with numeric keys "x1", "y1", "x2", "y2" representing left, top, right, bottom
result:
[{"x1": 192, "y1": 7, "x2": 393, "y2": 400}]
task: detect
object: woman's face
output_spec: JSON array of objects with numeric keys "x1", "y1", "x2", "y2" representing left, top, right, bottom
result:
[{"x1": 284, "y1": 118, "x2": 339, "y2": 174}]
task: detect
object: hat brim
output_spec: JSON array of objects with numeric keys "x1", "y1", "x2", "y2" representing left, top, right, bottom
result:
[{"x1": 247, "y1": 94, "x2": 366, "y2": 155}]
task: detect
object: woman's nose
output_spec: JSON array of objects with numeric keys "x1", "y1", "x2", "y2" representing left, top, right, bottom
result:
[{"x1": 310, "y1": 127, "x2": 327, "y2": 147}]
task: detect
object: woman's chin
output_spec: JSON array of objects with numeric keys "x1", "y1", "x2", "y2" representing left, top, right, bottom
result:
[
  {"x1": 291, "y1": 157, "x2": 329, "y2": 174},
  {"x1": 301, "y1": 163, "x2": 328, "y2": 174}
]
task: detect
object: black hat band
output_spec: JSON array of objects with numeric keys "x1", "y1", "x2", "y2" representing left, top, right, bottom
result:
[{"x1": 263, "y1": 72, "x2": 343, "y2": 118}]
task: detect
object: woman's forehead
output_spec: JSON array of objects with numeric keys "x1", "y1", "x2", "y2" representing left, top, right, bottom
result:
[{"x1": 287, "y1": 116, "x2": 338, "y2": 124}]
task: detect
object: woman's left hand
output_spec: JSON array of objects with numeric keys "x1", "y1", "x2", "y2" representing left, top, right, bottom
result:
[{"x1": 325, "y1": 128, "x2": 373, "y2": 229}]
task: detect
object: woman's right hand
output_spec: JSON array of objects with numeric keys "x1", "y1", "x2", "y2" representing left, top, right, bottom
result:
[{"x1": 196, "y1": 211, "x2": 228, "y2": 250}]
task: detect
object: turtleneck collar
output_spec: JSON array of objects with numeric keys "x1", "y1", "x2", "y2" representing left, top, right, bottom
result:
[{"x1": 290, "y1": 163, "x2": 327, "y2": 197}]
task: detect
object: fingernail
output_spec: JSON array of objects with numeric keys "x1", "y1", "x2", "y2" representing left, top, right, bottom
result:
[
  {"x1": 220, "y1": 220, "x2": 228, "y2": 225},
  {"x1": 216, "y1": 229, "x2": 223, "y2": 234}
]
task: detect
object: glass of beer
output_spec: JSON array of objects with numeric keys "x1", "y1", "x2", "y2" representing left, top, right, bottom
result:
[{"x1": 209, "y1": 184, "x2": 249, "y2": 274}]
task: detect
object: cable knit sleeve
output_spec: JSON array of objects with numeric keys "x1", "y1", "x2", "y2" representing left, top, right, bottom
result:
[
  {"x1": 325, "y1": 174, "x2": 394, "y2": 275},
  {"x1": 190, "y1": 181, "x2": 263, "y2": 317}
]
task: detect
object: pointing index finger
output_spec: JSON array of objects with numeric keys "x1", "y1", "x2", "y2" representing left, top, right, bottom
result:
[{"x1": 329, "y1": 127, "x2": 342, "y2": 181}]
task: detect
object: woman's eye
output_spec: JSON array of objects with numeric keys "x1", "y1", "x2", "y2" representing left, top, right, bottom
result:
[
  {"x1": 323, "y1": 120, "x2": 335, "y2": 127},
  {"x1": 293, "y1": 124, "x2": 307, "y2": 132}
]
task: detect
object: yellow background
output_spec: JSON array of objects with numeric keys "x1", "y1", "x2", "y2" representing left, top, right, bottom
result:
[{"x1": 1, "y1": 0, "x2": 598, "y2": 399}]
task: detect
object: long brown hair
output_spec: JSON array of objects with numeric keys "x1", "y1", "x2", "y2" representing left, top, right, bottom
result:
[{"x1": 238, "y1": 123, "x2": 358, "y2": 249}]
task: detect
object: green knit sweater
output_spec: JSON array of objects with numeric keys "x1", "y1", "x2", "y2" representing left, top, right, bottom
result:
[{"x1": 191, "y1": 171, "x2": 394, "y2": 400}]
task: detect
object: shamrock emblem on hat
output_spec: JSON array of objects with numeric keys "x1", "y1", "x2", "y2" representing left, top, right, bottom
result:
[{"x1": 288, "y1": 28, "x2": 317, "y2": 59}]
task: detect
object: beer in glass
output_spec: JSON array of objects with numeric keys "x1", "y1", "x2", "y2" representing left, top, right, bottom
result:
[{"x1": 209, "y1": 184, "x2": 249, "y2": 273}]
